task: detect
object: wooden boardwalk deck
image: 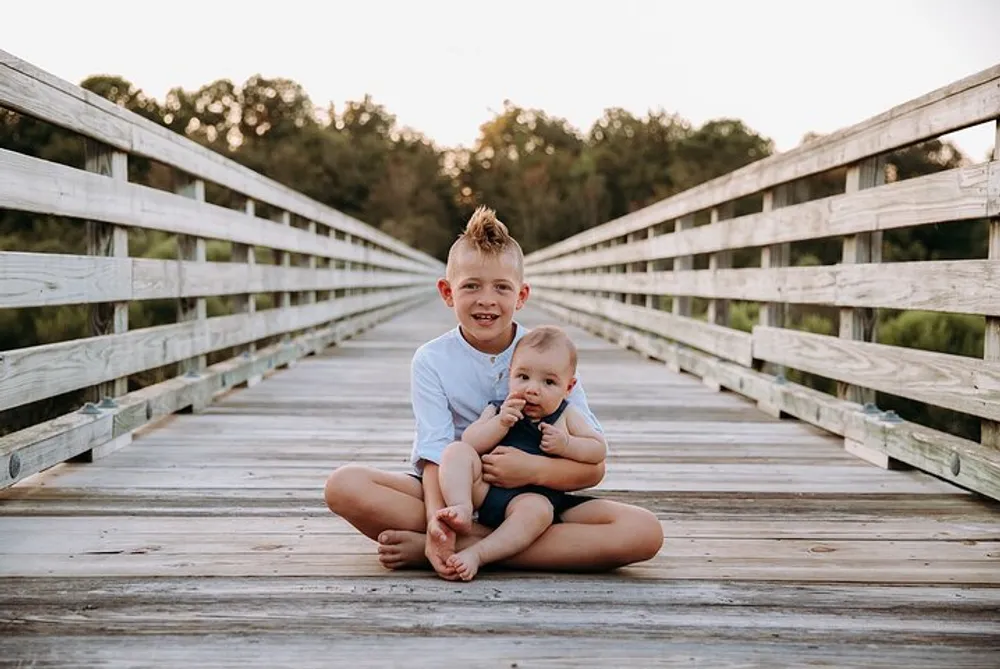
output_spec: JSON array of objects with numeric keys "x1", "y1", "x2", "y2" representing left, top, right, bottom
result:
[{"x1": 2, "y1": 302, "x2": 999, "y2": 667}]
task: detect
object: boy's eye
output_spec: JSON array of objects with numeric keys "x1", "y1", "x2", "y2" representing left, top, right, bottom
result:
[{"x1": 545, "y1": 379, "x2": 556, "y2": 386}]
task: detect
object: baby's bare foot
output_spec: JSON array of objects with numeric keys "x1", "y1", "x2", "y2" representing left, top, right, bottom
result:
[
  {"x1": 425, "y1": 517, "x2": 459, "y2": 580},
  {"x1": 446, "y1": 549, "x2": 482, "y2": 581},
  {"x1": 377, "y1": 530, "x2": 429, "y2": 570},
  {"x1": 435, "y1": 504, "x2": 474, "y2": 534}
]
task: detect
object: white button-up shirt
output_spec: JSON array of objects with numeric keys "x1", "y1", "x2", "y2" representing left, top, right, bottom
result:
[{"x1": 409, "y1": 322, "x2": 603, "y2": 474}]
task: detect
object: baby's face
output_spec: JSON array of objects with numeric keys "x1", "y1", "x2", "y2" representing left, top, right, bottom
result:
[{"x1": 508, "y1": 345, "x2": 576, "y2": 420}]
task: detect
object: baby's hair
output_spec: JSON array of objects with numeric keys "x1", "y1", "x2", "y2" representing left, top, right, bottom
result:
[
  {"x1": 446, "y1": 206, "x2": 524, "y2": 278},
  {"x1": 513, "y1": 325, "x2": 578, "y2": 372}
]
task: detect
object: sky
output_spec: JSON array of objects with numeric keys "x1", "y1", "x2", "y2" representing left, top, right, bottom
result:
[{"x1": 2, "y1": 0, "x2": 999, "y2": 160}]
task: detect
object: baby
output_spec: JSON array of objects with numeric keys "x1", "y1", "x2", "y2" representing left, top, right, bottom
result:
[{"x1": 434, "y1": 325, "x2": 608, "y2": 580}]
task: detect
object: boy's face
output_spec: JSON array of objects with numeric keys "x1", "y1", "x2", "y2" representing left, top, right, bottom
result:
[
  {"x1": 438, "y1": 247, "x2": 529, "y2": 355},
  {"x1": 508, "y1": 345, "x2": 576, "y2": 420}
]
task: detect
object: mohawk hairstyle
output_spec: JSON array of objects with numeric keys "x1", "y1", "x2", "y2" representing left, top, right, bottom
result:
[
  {"x1": 513, "y1": 325, "x2": 578, "y2": 373},
  {"x1": 446, "y1": 206, "x2": 524, "y2": 278}
]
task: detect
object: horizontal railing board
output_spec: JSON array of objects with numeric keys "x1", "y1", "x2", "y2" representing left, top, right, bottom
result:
[
  {"x1": 0, "y1": 149, "x2": 435, "y2": 274},
  {"x1": 532, "y1": 288, "x2": 753, "y2": 367},
  {"x1": 534, "y1": 297, "x2": 1000, "y2": 502},
  {"x1": 525, "y1": 65, "x2": 1000, "y2": 264},
  {"x1": 528, "y1": 259, "x2": 1000, "y2": 316},
  {"x1": 0, "y1": 296, "x2": 424, "y2": 489},
  {"x1": 0, "y1": 251, "x2": 429, "y2": 308},
  {"x1": 0, "y1": 50, "x2": 440, "y2": 270},
  {"x1": 528, "y1": 163, "x2": 997, "y2": 274},
  {"x1": 753, "y1": 326, "x2": 1000, "y2": 423},
  {"x1": 0, "y1": 286, "x2": 430, "y2": 413}
]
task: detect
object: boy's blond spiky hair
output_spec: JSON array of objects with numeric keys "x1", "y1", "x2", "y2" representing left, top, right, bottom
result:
[{"x1": 446, "y1": 206, "x2": 524, "y2": 279}]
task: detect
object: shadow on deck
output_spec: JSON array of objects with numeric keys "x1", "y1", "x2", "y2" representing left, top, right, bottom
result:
[{"x1": 2, "y1": 302, "x2": 999, "y2": 667}]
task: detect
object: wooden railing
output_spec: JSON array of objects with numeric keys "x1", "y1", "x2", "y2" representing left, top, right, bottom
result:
[
  {"x1": 525, "y1": 64, "x2": 1000, "y2": 502},
  {"x1": 0, "y1": 50, "x2": 442, "y2": 489}
]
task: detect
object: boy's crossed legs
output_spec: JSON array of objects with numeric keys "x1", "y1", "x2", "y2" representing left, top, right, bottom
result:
[
  {"x1": 324, "y1": 459, "x2": 664, "y2": 579},
  {"x1": 436, "y1": 441, "x2": 554, "y2": 580}
]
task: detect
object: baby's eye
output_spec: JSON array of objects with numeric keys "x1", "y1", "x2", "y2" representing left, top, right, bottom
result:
[
  {"x1": 545, "y1": 379, "x2": 557, "y2": 386},
  {"x1": 517, "y1": 373, "x2": 529, "y2": 380}
]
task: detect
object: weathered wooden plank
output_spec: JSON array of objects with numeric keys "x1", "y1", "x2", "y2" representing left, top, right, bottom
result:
[
  {"x1": 0, "y1": 285, "x2": 429, "y2": 413},
  {"x1": 984, "y1": 121, "x2": 1000, "y2": 450},
  {"x1": 528, "y1": 163, "x2": 997, "y2": 274},
  {"x1": 0, "y1": 49, "x2": 441, "y2": 269},
  {"x1": 3, "y1": 636, "x2": 998, "y2": 669},
  {"x1": 534, "y1": 288, "x2": 753, "y2": 366},
  {"x1": 537, "y1": 298, "x2": 1000, "y2": 501},
  {"x1": 525, "y1": 64, "x2": 1000, "y2": 264},
  {"x1": 0, "y1": 148, "x2": 434, "y2": 274},
  {"x1": 531, "y1": 259, "x2": 1000, "y2": 317},
  {"x1": 754, "y1": 326, "x2": 1000, "y2": 422},
  {"x1": 0, "y1": 295, "x2": 426, "y2": 488}
]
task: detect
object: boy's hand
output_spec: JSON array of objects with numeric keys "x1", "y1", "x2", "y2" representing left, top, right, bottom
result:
[
  {"x1": 539, "y1": 422, "x2": 569, "y2": 455},
  {"x1": 497, "y1": 394, "x2": 526, "y2": 428}
]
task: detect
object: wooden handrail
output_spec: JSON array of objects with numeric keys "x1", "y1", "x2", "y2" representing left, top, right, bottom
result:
[
  {"x1": 0, "y1": 53, "x2": 440, "y2": 489},
  {"x1": 525, "y1": 66, "x2": 1000, "y2": 502}
]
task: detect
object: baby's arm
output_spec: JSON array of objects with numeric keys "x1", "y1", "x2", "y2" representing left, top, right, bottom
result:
[
  {"x1": 539, "y1": 406, "x2": 607, "y2": 464},
  {"x1": 462, "y1": 395, "x2": 523, "y2": 454}
]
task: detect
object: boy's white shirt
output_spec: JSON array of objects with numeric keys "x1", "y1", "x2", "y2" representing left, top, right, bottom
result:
[{"x1": 409, "y1": 321, "x2": 604, "y2": 475}]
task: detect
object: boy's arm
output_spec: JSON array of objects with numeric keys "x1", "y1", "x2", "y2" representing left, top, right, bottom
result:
[
  {"x1": 410, "y1": 352, "x2": 455, "y2": 472},
  {"x1": 539, "y1": 407, "x2": 607, "y2": 464},
  {"x1": 482, "y1": 448, "x2": 605, "y2": 491}
]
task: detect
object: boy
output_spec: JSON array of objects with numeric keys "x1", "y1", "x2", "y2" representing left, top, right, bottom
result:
[
  {"x1": 436, "y1": 326, "x2": 607, "y2": 580},
  {"x1": 323, "y1": 206, "x2": 663, "y2": 580}
]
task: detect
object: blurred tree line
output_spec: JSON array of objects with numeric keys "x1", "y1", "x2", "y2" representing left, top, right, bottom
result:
[{"x1": 0, "y1": 74, "x2": 990, "y2": 440}]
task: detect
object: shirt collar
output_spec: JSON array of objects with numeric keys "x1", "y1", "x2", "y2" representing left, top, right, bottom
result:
[{"x1": 453, "y1": 321, "x2": 525, "y2": 364}]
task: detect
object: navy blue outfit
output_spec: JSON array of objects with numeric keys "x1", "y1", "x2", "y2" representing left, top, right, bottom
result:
[{"x1": 476, "y1": 399, "x2": 595, "y2": 529}]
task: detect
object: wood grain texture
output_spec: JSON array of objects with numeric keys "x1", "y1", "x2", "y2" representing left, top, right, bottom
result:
[
  {"x1": 2, "y1": 302, "x2": 998, "y2": 667},
  {"x1": 529, "y1": 259, "x2": 1000, "y2": 316},
  {"x1": 0, "y1": 285, "x2": 431, "y2": 412},
  {"x1": 753, "y1": 325, "x2": 1000, "y2": 422},
  {"x1": 534, "y1": 297, "x2": 1000, "y2": 501},
  {"x1": 0, "y1": 50, "x2": 441, "y2": 269},
  {"x1": 0, "y1": 295, "x2": 426, "y2": 489},
  {"x1": 527, "y1": 163, "x2": 997, "y2": 274},
  {"x1": 525, "y1": 65, "x2": 1000, "y2": 264},
  {"x1": 0, "y1": 148, "x2": 437, "y2": 274},
  {"x1": 533, "y1": 288, "x2": 753, "y2": 366}
]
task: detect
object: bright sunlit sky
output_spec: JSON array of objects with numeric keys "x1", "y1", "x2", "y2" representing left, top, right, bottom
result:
[{"x1": 3, "y1": 0, "x2": 999, "y2": 159}]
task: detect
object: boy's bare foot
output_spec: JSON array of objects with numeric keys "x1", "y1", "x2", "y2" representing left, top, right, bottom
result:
[
  {"x1": 435, "y1": 504, "x2": 474, "y2": 534},
  {"x1": 377, "y1": 530, "x2": 429, "y2": 570},
  {"x1": 426, "y1": 516, "x2": 459, "y2": 580},
  {"x1": 446, "y1": 549, "x2": 482, "y2": 581}
]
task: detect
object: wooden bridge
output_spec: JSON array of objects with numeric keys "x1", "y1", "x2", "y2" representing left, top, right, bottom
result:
[{"x1": 1, "y1": 50, "x2": 999, "y2": 666}]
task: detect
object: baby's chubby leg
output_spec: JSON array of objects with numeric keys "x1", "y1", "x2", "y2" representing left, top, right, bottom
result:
[
  {"x1": 448, "y1": 492, "x2": 554, "y2": 581},
  {"x1": 436, "y1": 441, "x2": 490, "y2": 535}
]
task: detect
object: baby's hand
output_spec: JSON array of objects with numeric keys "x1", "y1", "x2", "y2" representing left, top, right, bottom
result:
[
  {"x1": 539, "y1": 422, "x2": 569, "y2": 455},
  {"x1": 497, "y1": 394, "x2": 525, "y2": 428}
]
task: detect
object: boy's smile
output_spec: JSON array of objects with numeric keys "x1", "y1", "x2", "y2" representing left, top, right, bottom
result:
[{"x1": 437, "y1": 247, "x2": 529, "y2": 355}]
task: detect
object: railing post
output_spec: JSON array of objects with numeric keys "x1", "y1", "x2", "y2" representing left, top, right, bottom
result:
[
  {"x1": 175, "y1": 176, "x2": 207, "y2": 385},
  {"x1": 672, "y1": 216, "x2": 695, "y2": 318},
  {"x1": 758, "y1": 185, "x2": 790, "y2": 359},
  {"x1": 84, "y1": 139, "x2": 129, "y2": 401},
  {"x1": 304, "y1": 220, "x2": 318, "y2": 338},
  {"x1": 984, "y1": 120, "x2": 1000, "y2": 449},
  {"x1": 644, "y1": 226, "x2": 656, "y2": 309},
  {"x1": 669, "y1": 215, "x2": 695, "y2": 374},
  {"x1": 232, "y1": 198, "x2": 260, "y2": 388},
  {"x1": 838, "y1": 157, "x2": 885, "y2": 405},
  {"x1": 78, "y1": 139, "x2": 131, "y2": 461},
  {"x1": 706, "y1": 204, "x2": 733, "y2": 327},
  {"x1": 626, "y1": 231, "x2": 643, "y2": 306}
]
